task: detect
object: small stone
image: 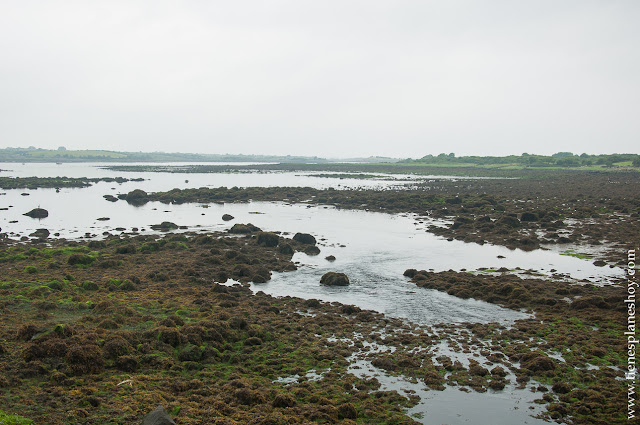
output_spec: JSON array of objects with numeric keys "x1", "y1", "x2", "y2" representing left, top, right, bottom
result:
[{"x1": 142, "y1": 406, "x2": 176, "y2": 425}]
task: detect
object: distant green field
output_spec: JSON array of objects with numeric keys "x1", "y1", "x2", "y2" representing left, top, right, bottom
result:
[
  {"x1": 380, "y1": 161, "x2": 639, "y2": 172},
  {"x1": 23, "y1": 150, "x2": 127, "y2": 159}
]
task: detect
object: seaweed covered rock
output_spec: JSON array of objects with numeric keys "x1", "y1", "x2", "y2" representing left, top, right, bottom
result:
[
  {"x1": 24, "y1": 208, "x2": 48, "y2": 219},
  {"x1": 320, "y1": 272, "x2": 350, "y2": 286},
  {"x1": 520, "y1": 352, "x2": 556, "y2": 372},
  {"x1": 30, "y1": 228, "x2": 50, "y2": 239},
  {"x1": 521, "y1": 212, "x2": 539, "y2": 222},
  {"x1": 304, "y1": 246, "x2": 321, "y2": 256},
  {"x1": 293, "y1": 232, "x2": 316, "y2": 245},
  {"x1": 496, "y1": 215, "x2": 520, "y2": 228},
  {"x1": 278, "y1": 243, "x2": 294, "y2": 255},
  {"x1": 229, "y1": 223, "x2": 261, "y2": 234},
  {"x1": 150, "y1": 222, "x2": 179, "y2": 231},
  {"x1": 125, "y1": 189, "x2": 149, "y2": 206},
  {"x1": 256, "y1": 232, "x2": 279, "y2": 247}
]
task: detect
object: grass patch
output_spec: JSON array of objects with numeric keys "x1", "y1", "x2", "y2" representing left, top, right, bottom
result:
[
  {"x1": 0, "y1": 409, "x2": 34, "y2": 425},
  {"x1": 560, "y1": 250, "x2": 592, "y2": 260}
]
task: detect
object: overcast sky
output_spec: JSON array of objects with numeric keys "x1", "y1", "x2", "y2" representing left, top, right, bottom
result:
[{"x1": 1, "y1": 1, "x2": 638, "y2": 158}]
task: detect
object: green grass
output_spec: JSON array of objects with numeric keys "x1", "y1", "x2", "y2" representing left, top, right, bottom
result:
[
  {"x1": 560, "y1": 250, "x2": 592, "y2": 259},
  {"x1": 24, "y1": 149, "x2": 127, "y2": 159},
  {"x1": 0, "y1": 409, "x2": 34, "y2": 425}
]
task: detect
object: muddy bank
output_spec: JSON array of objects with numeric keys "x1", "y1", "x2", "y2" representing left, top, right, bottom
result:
[
  {"x1": 0, "y1": 232, "x2": 425, "y2": 424},
  {"x1": 102, "y1": 162, "x2": 639, "y2": 178},
  {"x1": 0, "y1": 176, "x2": 144, "y2": 190}
]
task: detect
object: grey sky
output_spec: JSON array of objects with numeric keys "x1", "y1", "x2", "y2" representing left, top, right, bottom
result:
[{"x1": 1, "y1": 0, "x2": 638, "y2": 158}]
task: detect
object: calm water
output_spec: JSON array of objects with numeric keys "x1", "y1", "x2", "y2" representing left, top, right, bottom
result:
[
  {"x1": 0, "y1": 162, "x2": 622, "y2": 322},
  {"x1": 0, "y1": 161, "x2": 466, "y2": 191}
]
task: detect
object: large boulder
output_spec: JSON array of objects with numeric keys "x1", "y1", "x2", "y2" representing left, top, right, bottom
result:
[
  {"x1": 304, "y1": 246, "x2": 321, "y2": 256},
  {"x1": 142, "y1": 406, "x2": 176, "y2": 425},
  {"x1": 150, "y1": 222, "x2": 179, "y2": 231},
  {"x1": 125, "y1": 189, "x2": 149, "y2": 206},
  {"x1": 320, "y1": 272, "x2": 350, "y2": 286},
  {"x1": 278, "y1": 243, "x2": 294, "y2": 255},
  {"x1": 293, "y1": 233, "x2": 316, "y2": 245},
  {"x1": 229, "y1": 223, "x2": 261, "y2": 234},
  {"x1": 256, "y1": 232, "x2": 279, "y2": 247},
  {"x1": 30, "y1": 228, "x2": 50, "y2": 239},
  {"x1": 24, "y1": 208, "x2": 48, "y2": 219}
]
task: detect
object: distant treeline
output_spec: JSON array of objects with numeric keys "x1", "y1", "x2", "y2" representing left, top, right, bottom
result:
[
  {"x1": 0, "y1": 147, "x2": 331, "y2": 163},
  {"x1": 399, "y1": 152, "x2": 640, "y2": 168}
]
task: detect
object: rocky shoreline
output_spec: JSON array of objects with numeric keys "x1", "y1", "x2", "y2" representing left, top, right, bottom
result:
[{"x1": 109, "y1": 169, "x2": 640, "y2": 263}]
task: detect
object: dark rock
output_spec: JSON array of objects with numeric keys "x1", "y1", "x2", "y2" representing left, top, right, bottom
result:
[
  {"x1": 521, "y1": 212, "x2": 539, "y2": 222},
  {"x1": 96, "y1": 217, "x2": 110, "y2": 221},
  {"x1": 229, "y1": 223, "x2": 261, "y2": 234},
  {"x1": 103, "y1": 195, "x2": 118, "y2": 202},
  {"x1": 403, "y1": 269, "x2": 418, "y2": 278},
  {"x1": 30, "y1": 228, "x2": 50, "y2": 239},
  {"x1": 496, "y1": 215, "x2": 520, "y2": 228},
  {"x1": 278, "y1": 244, "x2": 294, "y2": 255},
  {"x1": 451, "y1": 216, "x2": 472, "y2": 229},
  {"x1": 593, "y1": 260, "x2": 606, "y2": 267},
  {"x1": 150, "y1": 222, "x2": 179, "y2": 231},
  {"x1": 124, "y1": 189, "x2": 149, "y2": 206},
  {"x1": 24, "y1": 208, "x2": 48, "y2": 219},
  {"x1": 222, "y1": 214, "x2": 234, "y2": 221},
  {"x1": 256, "y1": 232, "x2": 279, "y2": 247},
  {"x1": 142, "y1": 406, "x2": 176, "y2": 425},
  {"x1": 325, "y1": 255, "x2": 336, "y2": 261},
  {"x1": 304, "y1": 246, "x2": 321, "y2": 256},
  {"x1": 293, "y1": 232, "x2": 316, "y2": 245},
  {"x1": 320, "y1": 272, "x2": 350, "y2": 286}
]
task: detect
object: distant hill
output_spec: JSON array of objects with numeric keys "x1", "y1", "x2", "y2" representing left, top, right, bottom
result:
[
  {"x1": 0, "y1": 147, "x2": 332, "y2": 163},
  {"x1": 0, "y1": 147, "x2": 401, "y2": 164},
  {"x1": 398, "y1": 152, "x2": 640, "y2": 169}
]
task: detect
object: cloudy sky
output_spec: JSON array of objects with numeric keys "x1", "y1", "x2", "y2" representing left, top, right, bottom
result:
[{"x1": 1, "y1": 1, "x2": 638, "y2": 158}]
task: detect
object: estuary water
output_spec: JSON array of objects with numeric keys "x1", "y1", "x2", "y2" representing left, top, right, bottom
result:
[{"x1": 0, "y1": 162, "x2": 622, "y2": 325}]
